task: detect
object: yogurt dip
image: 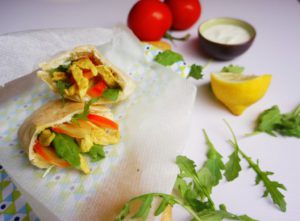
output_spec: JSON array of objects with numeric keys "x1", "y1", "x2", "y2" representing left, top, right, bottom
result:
[{"x1": 202, "y1": 24, "x2": 251, "y2": 45}]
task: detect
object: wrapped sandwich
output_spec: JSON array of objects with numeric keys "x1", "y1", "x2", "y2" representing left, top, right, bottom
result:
[
  {"x1": 37, "y1": 45, "x2": 135, "y2": 104},
  {"x1": 18, "y1": 100, "x2": 120, "y2": 174}
]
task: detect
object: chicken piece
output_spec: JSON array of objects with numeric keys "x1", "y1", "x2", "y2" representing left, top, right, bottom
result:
[
  {"x1": 39, "y1": 129, "x2": 55, "y2": 146},
  {"x1": 75, "y1": 58, "x2": 97, "y2": 76},
  {"x1": 64, "y1": 84, "x2": 76, "y2": 96},
  {"x1": 79, "y1": 135, "x2": 93, "y2": 153},
  {"x1": 96, "y1": 65, "x2": 119, "y2": 88},
  {"x1": 70, "y1": 64, "x2": 89, "y2": 98},
  {"x1": 79, "y1": 155, "x2": 90, "y2": 174},
  {"x1": 91, "y1": 127, "x2": 120, "y2": 146},
  {"x1": 52, "y1": 72, "x2": 67, "y2": 81}
]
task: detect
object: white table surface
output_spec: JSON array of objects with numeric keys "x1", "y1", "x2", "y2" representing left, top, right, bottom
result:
[{"x1": 1, "y1": 0, "x2": 300, "y2": 221}]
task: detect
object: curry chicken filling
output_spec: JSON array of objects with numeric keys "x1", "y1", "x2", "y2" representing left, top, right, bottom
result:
[
  {"x1": 50, "y1": 53, "x2": 122, "y2": 101},
  {"x1": 34, "y1": 111, "x2": 120, "y2": 174}
]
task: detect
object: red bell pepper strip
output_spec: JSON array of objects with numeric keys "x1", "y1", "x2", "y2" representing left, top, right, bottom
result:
[
  {"x1": 87, "y1": 114, "x2": 119, "y2": 130},
  {"x1": 87, "y1": 80, "x2": 107, "y2": 98},
  {"x1": 34, "y1": 140, "x2": 70, "y2": 168}
]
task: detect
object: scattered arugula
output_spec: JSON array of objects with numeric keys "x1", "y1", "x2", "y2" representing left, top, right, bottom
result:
[
  {"x1": 225, "y1": 121, "x2": 287, "y2": 212},
  {"x1": 153, "y1": 50, "x2": 204, "y2": 80},
  {"x1": 255, "y1": 104, "x2": 300, "y2": 138},
  {"x1": 102, "y1": 88, "x2": 120, "y2": 101},
  {"x1": 87, "y1": 144, "x2": 105, "y2": 162},
  {"x1": 115, "y1": 130, "x2": 257, "y2": 221},
  {"x1": 52, "y1": 133, "x2": 80, "y2": 167},
  {"x1": 72, "y1": 97, "x2": 100, "y2": 121},
  {"x1": 221, "y1": 64, "x2": 244, "y2": 74},
  {"x1": 56, "y1": 80, "x2": 71, "y2": 103}
]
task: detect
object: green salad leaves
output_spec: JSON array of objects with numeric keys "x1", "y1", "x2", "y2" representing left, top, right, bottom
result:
[
  {"x1": 115, "y1": 123, "x2": 287, "y2": 221},
  {"x1": 52, "y1": 133, "x2": 80, "y2": 167},
  {"x1": 255, "y1": 104, "x2": 300, "y2": 138}
]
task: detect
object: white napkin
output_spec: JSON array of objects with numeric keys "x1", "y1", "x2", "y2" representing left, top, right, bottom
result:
[{"x1": 0, "y1": 25, "x2": 196, "y2": 220}]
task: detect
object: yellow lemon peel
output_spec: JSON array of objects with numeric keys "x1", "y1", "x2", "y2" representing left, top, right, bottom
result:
[{"x1": 211, "y1": 72, "x2": 272, "y2": 115}]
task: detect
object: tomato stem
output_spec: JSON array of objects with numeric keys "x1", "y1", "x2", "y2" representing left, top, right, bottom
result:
[{"x1": 163, "y1": 32, "x2": 191, "y2": 42}]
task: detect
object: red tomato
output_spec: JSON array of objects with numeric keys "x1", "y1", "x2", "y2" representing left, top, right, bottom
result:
[
  {"x1": 127, "y1": 0, "x2": 173, "y2": 41},
  {"x1": 87, "y1": 114, "x2": 119, "y2": 130},
  {"x1": 34, "y1": 140, "x2": 70, "y2": 168},
  {"x1": 165, "y1": 0, "x2": 201, "y2": 30}
]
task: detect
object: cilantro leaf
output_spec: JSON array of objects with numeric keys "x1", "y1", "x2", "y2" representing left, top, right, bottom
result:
[
  {"x1": 221, "y1": 64, "x2": 244, "y2": 74},
  {"x1": 56, "y1": 80, "x2": 71, "y2": 103},
  {"x1": 188, "y1": 64, "x2": 204, "y2": 80},
  {"x1": 87, "y1": 144, "x2": 105, "y2": 162},
  {"x1": 52, "y1": 133, "x2": 80, "y2": 167},
  {"x1": 72, "y1": 97, "x2": 100, "y2": 121},
  {"x1": 255, "y1": 105, "x2": 282, "y2": 136},
  {"x1": 154, "y1": 50, "x2": 183, "y2": 66},
  {"x1": 102, "y1": 88, "x2": 120, "y2": 101},
  {"x1": 225, "y1": 121, "x2": 287, "y2": 212}
]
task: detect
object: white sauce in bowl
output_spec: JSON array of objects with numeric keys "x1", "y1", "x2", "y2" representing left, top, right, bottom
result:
[{"x1": 202, "y1": 24, "x2": 251, "y2": 44}]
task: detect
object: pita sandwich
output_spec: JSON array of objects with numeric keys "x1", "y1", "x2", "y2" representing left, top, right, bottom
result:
[
  {"x1": 37, "y1": 45, "x2": 135, "y2": 104},
  {"x1": 18, "y1": 100, "x2": 120, "y2": 174}
]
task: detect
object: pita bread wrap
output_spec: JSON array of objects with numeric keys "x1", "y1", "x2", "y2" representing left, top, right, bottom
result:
[
  {"x1": 37, "y1": 45, "x2": 135, "y2": 104},
  {"x1": 18, "y1": 100, "x2": 120, "y2": 172}
]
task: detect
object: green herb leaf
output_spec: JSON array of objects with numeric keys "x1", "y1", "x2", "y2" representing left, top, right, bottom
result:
[
  {"x1": 255, "y1": 105, "x2": 282, "y2": 136},
  {"x1": 49, "y1": 62, "x2": 71, "y2": 75},
  {"x1": 221, "y1": 64, "x2": 244, "y2": 74},
  {"x1": 102, "y1": 88, "x2": 120, "y2": 101},
  {"x1": 72, "y1": 97, "x2": 100, "y2": 121},
  {"x1": 56, "y1": 80, "x2": 71, "y2": 103},
  {"x1": 188, "y1": 64, "x2": 204, "y2": 80},
  {"x1": 224, "y1": 149, "x2": 241, "y2": 181},
  {"x1": 115, "y1": 203, "x2": 130, "y2": 221},
  {"x1": 202, "y1": 130, "x2": 225, "y2": 186},
  {"x1": 131, "y1": 195, "x2": 153, "y2": 220},
  {"x1": 87, "y1": 144, "x2": 105, "y2": 162},
  {"x1": 52, "y1": 133, "x2": 80, "y2": 167},
  {"x1": 255, "y1": 104, "x2": 300, "y2": 138},
  {"x1": 154, "y1": 50, "x2": 183, "y2": 66},
  {"x1": 197, "y1": 210, "x2": 257, "y2": 221},
  {"x1": 226, "y1": 121, "x2": 287, "y2": 212}
]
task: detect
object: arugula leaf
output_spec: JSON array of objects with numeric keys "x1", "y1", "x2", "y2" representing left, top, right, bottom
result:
[
  {"x1": 102, "y1": 88, "x2": 120, "y2": 101},
  {"x1": 225, "y1": 121, "x2": 287, "y2": 212},
  {"x1": 255, "y1": 105, "x2": 282, "y2": 136},
  {"x1": 176, "y1": 156, "x2": 215, "y2": 209},
  {"x1": 52, "y1": 133, "x2": 80, "y2": 167},
  {"x1": 72, "y1": 97, "x2": 100, "y2": 121},
  {"x1": 255, "y1": 104, "x2": 300, "y2": 138},
  {"x1": 224, "y1": 149, "x2": 241, "y2": 181},
  {"x1": 87, "y1": 144, "x2": 105, "y2": 162},
  {"x1": 202, "y1": 130, "x2": 225, "y2": 186},
  {"x1": 196, "y1": 210, "x2": 257, "y2": 221},
  {"x1": 154, "y1": 50, "x2": 183, "y2": 66},
  {"x1": 221, "y1": 64, "x2": 244, "y2": 74},
  {"x1": 56, "y1": 80, "x2": 71, "y2": 103},
  {"x1": 131, "y1": 195, "x2": 153, "y2": 220},
  {"x1": 188, "y1": 64, "x2": 204, "y2": 80}
]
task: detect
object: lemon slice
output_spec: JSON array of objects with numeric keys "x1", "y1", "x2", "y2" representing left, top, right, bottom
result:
[{"x1": 211, "y1": 72, "x2": 272, "y2": 115}]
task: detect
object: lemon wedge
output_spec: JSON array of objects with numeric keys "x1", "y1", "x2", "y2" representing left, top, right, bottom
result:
[
  {"x1": 211, "y1": 72, "x2": 272, "y2": 115},
  {"x1": 145, "y1": 41, "x2": 172, "y2": 51}
]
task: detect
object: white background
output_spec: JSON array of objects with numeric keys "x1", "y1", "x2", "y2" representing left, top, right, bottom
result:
[{"x1": 1, "y1": 0, "x2": 300, "y2": 220}]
